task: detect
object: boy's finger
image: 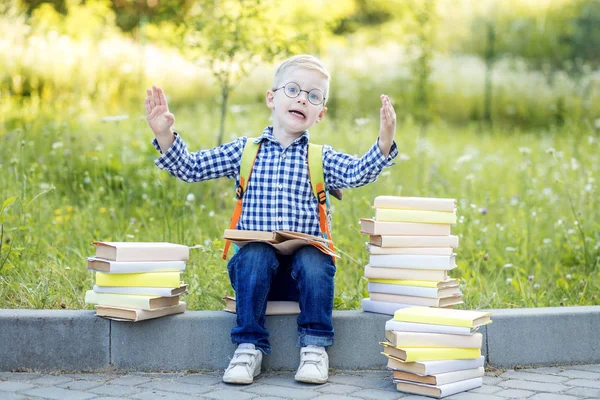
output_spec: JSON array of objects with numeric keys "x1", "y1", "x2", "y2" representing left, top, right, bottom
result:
[
  {"x1": 152, "y1": 85, "x2": 160, "y2": 106},
  {"x1": 144, "y1": 98, "x2": 150, "y2": 114},
  {"x1": 158, "y1": 87, "x2": 168, "y2": 108}
]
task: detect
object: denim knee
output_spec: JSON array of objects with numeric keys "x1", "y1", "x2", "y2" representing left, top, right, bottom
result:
[
  {"x1": 227, "y1": 242, "x2": 278, "y2": 288},
  {"x1": 291, "y1": 246, "x2": 336, "y2": 283}
]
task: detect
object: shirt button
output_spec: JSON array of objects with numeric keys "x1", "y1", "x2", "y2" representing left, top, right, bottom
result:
[
  {"x1": 281, "y1": 153, "x2": 286, "y2": 159},
  {"x1": 278, "y1": 184, "x2": 283, "y2": 190},
  {"x1": 278, "y1": 216, "x2": 283, "y2": 223}
]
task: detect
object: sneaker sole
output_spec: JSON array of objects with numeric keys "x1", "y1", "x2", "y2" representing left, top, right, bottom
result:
[
  {"x1": 294, "y1": 375, "x2": 328, "y2": 384},
  {"x1": 223, "y1": 366, "x2": 261, "y2": 385}
]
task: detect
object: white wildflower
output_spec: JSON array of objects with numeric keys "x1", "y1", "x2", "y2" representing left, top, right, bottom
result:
[
  {"x1": 101, "y1": 115, "x2": 129, "y2": 122},
  {"x1": 567, "y1": 229, "x2": 576, "y2": 234},
  {"x1": 126, "y1": 234, "x2": 134, "y2": 239},
  {"x1": 208, "y1": 211, "x2": 215, "y2": 217},
  {"x1": 518, "y1": 147, "x2": 531, "y2": 154},
  {"x1": 52, "y1": 142, "x2": 63, "y2": 149},
  {"x1": 398, "y1": 153, "x2": 411, "y2": 161},
  {"x1": 584, "y1": 183, "x2": 593, "y2": 192},
  {"x1": 543, "y1": 238, "x2": 552, "y2": 244},
  {"x1": 566, "y1": 274, "x2": 572, "y2": 279},
  {"x1": 186, "y1": 193, "x2": 195, "y2": 202},
  {"x1": 505, "y1": 247, "x2": 517, "y2": 252},
  {"x1": 503, "y1": 263, "x2": 513, "y2": 268},
  {"x1": 456, "y1": 154, "x2": 473, "y2": 164},
  {"x1": 506, "y1": 278, "x2": 513, "y2": 284},
  {"x1": 354, "y1": 118, "x2": 370, "y2": 126}
]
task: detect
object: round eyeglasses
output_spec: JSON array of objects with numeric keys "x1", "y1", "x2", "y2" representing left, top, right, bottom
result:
[{"x1": 273, "y1": 82, "x2": 326, "y2": 106}]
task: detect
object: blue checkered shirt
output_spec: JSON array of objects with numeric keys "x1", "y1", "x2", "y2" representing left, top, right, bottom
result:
[{"x1": 152, "y1": 126, "x2": 398, "y2": 236}]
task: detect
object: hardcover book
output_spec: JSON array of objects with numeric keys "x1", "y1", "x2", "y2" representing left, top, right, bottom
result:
[
  {"x1": 93, "y1": 284, "x2": 188, "y2": 297},
  {"x1": 86, "y1": 257, "x2": 186, "y2": 274},
  {"x1": 375, "y1": 209, "x2": 457, "y2": 225},
  {"x1": 394, "y1": 377, "x2": 482, "y2": 398},
  {"x1": 385, "y1": 330, "x2": 483, "y2": 349},
  {"x1": 385, "y1": 354, "x2": 485, "y2": 375},
  {"x1": 92, "y1": 242, "x2": 189, "y2": 261},
  {"x1": 393, "y1": 307, "x2": 492, "y2": 329},
  {"x1": 360, "y1": 219, "x2": 451, "y2": 236},
  {"x1": 366, "y1": 244, "x2": 454, "y2": 256},
  {"x1": 95, "y1": 302, "x2": 186, "y2": 322},
  {"x1": 381, "y1": 342, "x2": 481, "y2": 362},
  {"x1": 373, "y1": 196, "x2": 456, "y2": 212},
  {"x1": 223, "y1": 296, "x2": 301, "y2": 315},
  {"x1": 95, "y1": 271, "x2": 181, "y2": 288},
  {"x1": 85, "y1": 290, "x2": 179, "y2": 310},
  {"x1": 369, "y1": 235, "x2": 459, "y2": 248},
  {"x1": 369, "y1": 254, "x2": 457, "y2": 270}
]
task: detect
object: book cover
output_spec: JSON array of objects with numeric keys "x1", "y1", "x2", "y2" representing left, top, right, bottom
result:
[
  {"x1": 85, "y1": 290, "x2": 179, "y2": 310},
  {"x1": 222, "y1": 296, "x2": 301, "y2": 315},
  {"x1": 368, "y1": 278, "x2": 459, "y2": 289},
  {"x1": 394, "y1": 307, "x2": 492, "y2": 328},
  {"x1": 364, "y1": 265, "x2": 448, "y2": 281},
  {"x1": 385, "y1": 330, "x2": 482, "y2": 349},
  {"x1": 370, "y1": 292, "x2": 463, "y2": 308},
  {"x1": 92, "y1": 284, "x2": 188, "y2": 297},
  {"x1": 394, "y1": 377, "x2": 483, "y2": 398},
  {"x1": 367, "y1": 282, "x2": 460, "y2": 299},
  {"x1": 369, "y1": 235, "x2": 459, "y2": 248},
  {"x1": 224, "y1": 229, "x2": 339, "y2": 258},
  {"x1": 92, "y1": 242, "x2": 190, "y2": 262},
  {"x1": 361, "y1": 298, "x2": 414, "y2": 316},
  {"x1": 385, "y1": 320, "x2": 479, "y2": 336},
  {"x1": 369, "y1": 254, "x2": 456, "y2": 270},
  {"x1": 385, "y1": 354, "x2": 485, "y2": 375},
  {"x1": 375, "y1": 209, "x2": 457, "y2": 225},
  {"x1": 95, "y1": 302, "x2": 186, "y2": 322},
  {"x1": 95, "y1": 271, "x2": 181, "y2": 288},
  {"x1": 393, "y1": 367, "x2": 485, "y2": 386},
  {"x1": 366, "y1": 244, "x2": 454, "y2": 256},
  {"x1": 360, "y1": 219, "x2": 451, "y2": 236},
  {"x1": 374, "y1": 196, "x2": 456, "y2": 212},
  {"x1": 381, "y1": 342, "x2": 481, "y2": 362},
  {"x1": 86, "y1": 257, "x2": 186, "y2": 274}
]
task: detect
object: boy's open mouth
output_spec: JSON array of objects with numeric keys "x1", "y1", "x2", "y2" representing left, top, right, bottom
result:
[{"x1": 289, "y1": 109, "x2": 306, "y2": 119}]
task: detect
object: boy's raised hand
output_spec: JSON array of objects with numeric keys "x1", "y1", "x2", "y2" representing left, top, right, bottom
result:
[
  {"x1": 378, "y1": 94, "x2": 396, "y2": 156},
  {"x1": 145, "y1": 85, "x2": 175, "y2": 137}
]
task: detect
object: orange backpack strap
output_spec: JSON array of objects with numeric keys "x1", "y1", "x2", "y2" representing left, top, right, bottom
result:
[
  {"x1": 307, "y1": 143, "x2": 336, "y2": 262},
  {"x1": 222, "y1": 138, "x2": 261, "y2": 260}
]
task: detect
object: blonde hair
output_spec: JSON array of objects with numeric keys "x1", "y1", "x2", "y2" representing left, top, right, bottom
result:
[{"x1": 273, "y1": 54, "x2": 330, "y2": 100}]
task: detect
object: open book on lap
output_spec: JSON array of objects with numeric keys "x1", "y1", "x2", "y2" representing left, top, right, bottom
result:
[{"x1": 223, "y1": 229, "x2": 339, "y2": 258}]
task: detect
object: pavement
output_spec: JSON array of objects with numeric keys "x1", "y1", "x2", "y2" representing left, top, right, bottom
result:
[{"x1": 1, "y1": 364, "x2": 600, "y2": 400}]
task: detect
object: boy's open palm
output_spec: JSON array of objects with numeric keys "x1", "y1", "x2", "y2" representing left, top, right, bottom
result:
[
  {"x1": 145, "y1": 85, "x2": 175, "y2": 137},
  {"x1": 379, "y1": 94, "x2": 396, "y2": 143}
]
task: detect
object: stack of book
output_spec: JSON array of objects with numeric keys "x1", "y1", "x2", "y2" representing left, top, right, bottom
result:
[
  {"x1": 360, "y1": 196, "x2": 461, "y2": 315},
  {"x1": 84, "y1": 242, "x2": 189, "y2": 321},
  {"x1": 383, "y1": 306, "x2": 491, "y2": 398}
]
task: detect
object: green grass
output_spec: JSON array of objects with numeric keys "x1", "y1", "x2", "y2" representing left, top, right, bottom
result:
[{"x1": 0, "y1": 105, "x2": 599, "y2": 310}]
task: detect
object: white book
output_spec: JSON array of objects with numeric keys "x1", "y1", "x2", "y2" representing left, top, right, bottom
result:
[
  {"x1": 386, "y1": 355, "x2": 485, "y2": 376},
  {"x1": 395, "y1": 377, "x2": 483, "y2": 398},
  {"x1": 393, "y1": 367, "x2": 485, "y2": 386},
  {"x1": 93, "y1": 284, "x2": 188, "y2": 297},
  {"x1": 385, "y1": 319, "x2": 478, "y2": 335},
  {"x1": 368, "y1": 282, "x2": 460, "y2": 299},
  {"x1": 374, "y1": 196, "x2": 456, "y2": 212},
  {"x1": 370, "y1": 292, "x2": 463, "y2": 307},
  {"x1": 386, "y1": 330, "x2": 483, "y2": 349},
  {"x1": 87, "y1": 257, "x2": 186, "y2": 274},
  {"x1": 369, "y1": 254, "x2": 456, "y2": 270},
  {"x1": 366, "y1": 244, "x2": 454, "y2": 256},
  {"x1": 84, "y1": 290, "x2": 179, "y2": 310},
  {"x1": 361, "y1": 298, "x2": 414, "y2": 315}
]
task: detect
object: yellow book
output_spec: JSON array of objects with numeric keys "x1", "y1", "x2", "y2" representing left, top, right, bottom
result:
[
  {"x1": 95, "y1": 271, "x2": 181, "y2": 288},
  {"x1": 367, "y1": 279, "x2": 458, "y2": 288},
  {"x1": 394, "y1": 306, "x2": 492, "y2": 328},
  {"x1": 375, "y1": 209, "x2": 457, "y2": 224},
  {"x1": 381, "y1": 342, "x2": 481, "y2": 362}
]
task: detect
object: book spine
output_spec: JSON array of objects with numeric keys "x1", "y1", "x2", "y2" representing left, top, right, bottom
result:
[
  {"x1": 387, "y1": 331, "x2": 482, "y2": 349},
  {"x1": 365, "y1": 266, "x2": 447, "y2": 281},
  {"x1": 373, "y1": 197, "x2": 456, "y2": 212},
  {"x1": 368, "y1": 282, "x2": 439, "y2": 298},
  {"x1": 95, "y1": 272, "x2": 181, "y2": 288},
  {"x1": 405, "y1": 348, "x2": 481, "y2": 362},
  {"x1": 385, "y1": 320, "x2": 474, "y2": 335},
  {"x1": 93, "y1": 285, "x2": 174, "y2": 297},
  {"x1": 369, "y1": 255, "x2": 455, "y2": 270},
  {"x1": 376, "y1": 209, "x2": 457, "y2": 224},
  {"x1": 89, "y1": 260, "x2": 186, "y2": 274},
  {"x1": 85, "y1": 290, "x2": 151, "y2": 309}
]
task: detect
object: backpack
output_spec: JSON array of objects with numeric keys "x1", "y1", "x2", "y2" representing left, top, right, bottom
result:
[{"x1": 221, "y1": 138, "x2": 341, "y2": 261}]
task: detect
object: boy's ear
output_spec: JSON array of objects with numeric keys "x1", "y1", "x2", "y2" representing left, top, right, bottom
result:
[
  {"x1": 266, "y1": 90, "x2": 275, "y2": 110},
  {"x1": 316, "y1": 106, "x2": 327, "y2": 123}
]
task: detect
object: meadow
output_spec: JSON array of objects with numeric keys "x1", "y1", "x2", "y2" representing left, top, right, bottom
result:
[{"x1": 1, "y1": 104, "x2": 598, "y2": 311}]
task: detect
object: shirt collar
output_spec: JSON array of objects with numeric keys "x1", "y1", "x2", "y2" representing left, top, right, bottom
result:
[{"x1": 255, "y1": 126, "x2": 310, "y2": 145}]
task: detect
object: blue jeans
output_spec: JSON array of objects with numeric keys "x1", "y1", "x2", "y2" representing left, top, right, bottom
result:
[{"x1": 227, "y1": 242, "x2": 336, "y2": 354}]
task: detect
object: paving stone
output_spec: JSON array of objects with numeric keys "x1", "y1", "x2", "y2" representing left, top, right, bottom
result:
[
  {"x1": 131, "y1": 390, "x2": 203, "y2": 400},
  {"x1": 87, "y1": 384, "x2": 143, "y2": 396},
  {"x1": 567, "y1": 365, "x2": 600, "y2": 373},
  {"x1": 498, "y1": 380, "x2": 569, "y2": 393},
  {"x1": 174, "y1": 374, "x2": 221, "y2": 386},
  {"x1": 311, "y1": 395, "x2": 364, "y2": 400},
  {"x1": 522, "y1": 367, "x2": 564, "y2": 375},
  {"x1": 245, "y1": 384, "x2": 318, "y2": 399},
  {"x1": 483, "y1": 376, "x2": 504, "y2": 385},
  {"x1": 0, "y1": 381, "x2": 37, "y2": 392},
  {"x1": 202, "y1": 389, "x2": 258, "y2": 400},
  {"x1": 564, "y1": 379, "x2": 600, "y2": 389},
  {"x1": 57, "y1": 380, "x2": 105, "y2": 391},
  {"x1": 0, "y1": 394, "x2": 42, "y2": 400},
  {"x1": 28, "y1": 376, "x2": 74, "y2": 385},
  {"x1": 20, "y1": 387, "x2": 97, "y2": 400},
  {"x1": 469, "y1": 385, "x2": 503, "y2": 394},
  {"x1": 106, "y1": 375, "x2": 154, "y2": 386},
  {"x1": 558, "y1": 370, "x2": 600, "y2": 380},
  {"x1": 564, "y1": 386, "x2": 600, "y2": 398},
  {"x1": 317, "y1": 383, "x2": 362, "y2": 394},
  {"x1": 0, "y1": 373, "x2": 42, "y2": 381},
  {"x1": 140, "y1": 380, "x2": 214, "y2": 395},
  {"x1": 495, "y1": 388, "x2": 536, "y2": 398},
  {"x1": 60, "y1": 373, "x2": 116, "y2": 381},
  {"x1": 257, "y1": 375, "x2": 329, "y2": 389},
  {"x1": 445, "y1": 393, "x2": 504, "y2": 400},
  {"x1": 350, "y1": 388, "x2": 406, "y2": 399},
  {"x1": 327, "y1": 374, "x2": 393, "y2": 389},
  {"x1": 499, "y1": 371, "x2": 569, "y2": 383},
  {"x1": 91, "y1": 398, "x2": 128, "y2": 400},
  {"x1": 529, "y1": 394, "x2": 580, "y2": 400}
]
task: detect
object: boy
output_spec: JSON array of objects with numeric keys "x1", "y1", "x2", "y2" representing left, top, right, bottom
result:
[{"x1": 146, "y1": 55, "x2": 397, "y2": 384}]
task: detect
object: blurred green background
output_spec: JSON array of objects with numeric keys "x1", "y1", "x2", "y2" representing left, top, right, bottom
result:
[{"x1": 1, "y1": 0, "x2": 599, "y2": 310}]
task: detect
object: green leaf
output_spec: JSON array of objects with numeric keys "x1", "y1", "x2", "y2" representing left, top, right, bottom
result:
[{"x1": 1, "y1": 197, "x2": 17, "y2": 214}]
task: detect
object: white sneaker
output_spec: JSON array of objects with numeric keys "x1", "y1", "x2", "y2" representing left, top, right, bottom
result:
[
  {"x1": 294, "y1": 345, "x2": 329, "y2": 384},
  {"x1": 222, "y1": 344, "x2": 262, "y2": 384}
]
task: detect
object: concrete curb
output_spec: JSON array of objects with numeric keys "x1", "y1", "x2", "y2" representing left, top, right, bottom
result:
[{"x1": 1, "y1": 306, "x2": 599, "y2": 372}]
